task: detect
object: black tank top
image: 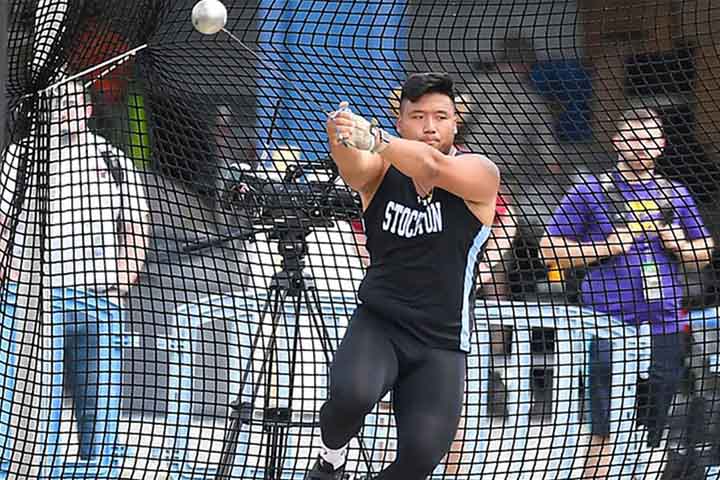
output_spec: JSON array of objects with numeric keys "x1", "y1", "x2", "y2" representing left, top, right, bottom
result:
[{"x1": 357, "y1": 164, "x2": 491, "y2": 352}]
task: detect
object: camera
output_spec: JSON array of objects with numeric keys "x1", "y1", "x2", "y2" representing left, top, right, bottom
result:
[{"x1": 217, "y1": 161, "x2": 360, "y2": 231}]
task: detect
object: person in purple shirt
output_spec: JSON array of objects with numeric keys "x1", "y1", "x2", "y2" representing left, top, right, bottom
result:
[{"x1": 539, "y1": 108, "x2": 715, "y2": 478}]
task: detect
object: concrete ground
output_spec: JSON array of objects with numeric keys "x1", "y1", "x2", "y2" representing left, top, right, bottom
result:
[{"x1": 42, "y1": 406, "x2": 672, "y2": 480}]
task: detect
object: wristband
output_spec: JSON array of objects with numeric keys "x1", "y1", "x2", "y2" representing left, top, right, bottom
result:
[{"x1": 371, "y1": 125, "x2": 391, "y2": 154}]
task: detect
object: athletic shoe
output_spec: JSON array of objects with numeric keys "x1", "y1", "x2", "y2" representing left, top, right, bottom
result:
[{"x1": 304, "y1": 456, "x2": 346, "y2": 480}]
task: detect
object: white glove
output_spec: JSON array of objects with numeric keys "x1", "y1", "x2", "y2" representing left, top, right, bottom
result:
[{"x1": 329, "y1": 102, "x2": 382, "y2": 152}]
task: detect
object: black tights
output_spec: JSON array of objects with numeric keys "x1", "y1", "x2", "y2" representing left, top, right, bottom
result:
[{"x1": 319, "y1": 307, "x2": 466, "y2": 480}]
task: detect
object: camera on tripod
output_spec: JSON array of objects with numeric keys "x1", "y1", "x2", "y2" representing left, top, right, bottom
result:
[
  {"x1": 208, "y1": 157, "x2": 383, "y2": 480},
  {"x1": 217, "y1": 160, "x2": 360, "y2": 233},
  {"x1": 213, "y1": 160, "x2": 366, "y2": 480}
]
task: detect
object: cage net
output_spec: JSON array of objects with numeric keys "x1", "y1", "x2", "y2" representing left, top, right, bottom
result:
[{"x1": 2, "y1": 0, "x2": 720, "y2": 479}]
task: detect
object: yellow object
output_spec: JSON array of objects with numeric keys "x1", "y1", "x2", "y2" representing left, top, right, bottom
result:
[
  {"x1": 626, "y1": 200, "x2": 659, "y2": 233},
  {"x1": 547, "y1": 268, "x2": 564, "y2": 282},
  {"x1": 628, "y1": 200, "x2": 659, "y2": 214}
]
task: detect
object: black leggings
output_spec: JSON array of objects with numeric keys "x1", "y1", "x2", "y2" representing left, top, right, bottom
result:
[{"x1": 320, "y1": 306, "x2": 466, "y2": 480}]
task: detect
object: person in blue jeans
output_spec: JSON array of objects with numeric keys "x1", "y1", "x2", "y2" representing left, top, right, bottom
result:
[
  {"x1": 0, "y1": 283, "x2": 19, "y2": 479},
  {"x1": 0, "y1": 81, "x2": 149, "y2": 476},
  {"x1": 539, "y1": 107, "x2": 715, "y2": 479}
]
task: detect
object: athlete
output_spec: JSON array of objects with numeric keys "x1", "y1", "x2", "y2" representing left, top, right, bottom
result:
[{"x1": 305, "y1": 72, "x2": 499, "y2": 479}]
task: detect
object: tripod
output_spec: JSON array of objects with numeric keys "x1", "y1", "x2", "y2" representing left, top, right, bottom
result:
[{"x1": 216, "y1": 223, "x2": 366, "y2": 480}]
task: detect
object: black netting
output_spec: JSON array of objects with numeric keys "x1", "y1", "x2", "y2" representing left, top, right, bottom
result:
[{"x1": 2, "y1": 0, "x2": 720, "y2": 479}]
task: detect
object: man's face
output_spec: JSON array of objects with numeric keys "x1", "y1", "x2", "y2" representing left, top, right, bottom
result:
[
  {"x1": 396, "y1": 92, "x2": 457, "y2": 154},
  {"x1": 613, "y1": 119, "x2": 666, "y2": 171}
]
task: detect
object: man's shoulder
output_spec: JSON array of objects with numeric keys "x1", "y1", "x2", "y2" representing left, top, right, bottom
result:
[
  {"x1": 84, "y1": 132, "x2": 120, "y2": 154},
  {"x1": 655, "y1": 177, "x2": 696, "y2": 205},
  {"x1": 453, "y1": 149, "x2": 489, "y2": 163},
  {"x1": 656, "y1": 176, "x2": 687, "y2": 193},
  {"x1": 79, "y1": 132, "x2": 116, "y2": 150},
  {"x1": 567, "y1": 172, "x2": 608, "y2": 197}
]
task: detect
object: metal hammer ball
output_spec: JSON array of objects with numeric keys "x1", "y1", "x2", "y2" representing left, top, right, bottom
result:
[{"x1": 192, "y1": 0, "x2": 227, "y2": 35}]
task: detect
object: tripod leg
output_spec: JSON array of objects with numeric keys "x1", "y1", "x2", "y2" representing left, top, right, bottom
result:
[
  {"x1": 287, "y1": 289, "x2": 305, "y2": 402},
  {"x1": 216, "y1": 285, "x2": 290, "y2": 480},
  {"x1": 215, "y1": 292, "x2": 275, "y2": 480},
  {"x1": 261, "y1": 284, "x2": 306, "y2": 480},
  {"x1": 304, "y1": 287, "x2": 334, "y2": 366},
  {"x1": 246, "y1": 286, "x2": 290, "y2": 403},
  {"x1": 266, "y1": 423, "x2": 285, "y2": 480},
  {"x1": 216, "y1": 405, "x2": 245, "y2": 480}
]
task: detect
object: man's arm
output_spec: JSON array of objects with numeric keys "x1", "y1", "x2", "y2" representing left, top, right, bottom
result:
[
  {"x1": 656, "y1": 185, "x2": 716, "y2": 269},
  {"x1": 328, "y1": 102, "x2": 499, "y2": 205},
  {"x1": 684, "y1": 236, "x2": 715, "y2": 266},
  {"x1": 116, "y1": 219, "x2": 150, "y2": 290},
  {"x1": 655, "y1": 222, "x2": 715, "y2": 268},
  {"x1": 115, "y1": 157, "x2": 151, "y2": 291},
  {"x1": 376, "y1": 137, "x2": 499, "y2": 204},
  {"x1": 326, "y1": 103, "x2": 387, "y2": 195},
  {"x1": 478, "y1": 207, "x2": 517, "y2": 282},
  {"x1": 539, "y1": 231, "x2": 635, "y2": 270},
  {"x1": 539, "y1": 181, "x2": 637, "y2": 269}
]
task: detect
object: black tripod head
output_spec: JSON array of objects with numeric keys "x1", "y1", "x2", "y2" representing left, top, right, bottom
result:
[{"x1": 267, "y1": 218, "x2": 316, "y2": 296}]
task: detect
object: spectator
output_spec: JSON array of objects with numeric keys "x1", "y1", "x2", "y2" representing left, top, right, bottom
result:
[
  {"x1": 445, "y1": 191, "x2": 516, "y2": 474},
  {"x1": 478, "y1": 192, "x2": 517, "y2": 416},
  {"x1": 0, "y1": 80, "x2": 149, "y2": 467},
  {"x1": 477, "y1": 192, "x2": 517, "y2": 299},
  {"x1": 350, "y1": 219, "x2": 370, "y2": 267},
  {"x1": 539, "y1": 108, "x2": 714, "y2": 478}
]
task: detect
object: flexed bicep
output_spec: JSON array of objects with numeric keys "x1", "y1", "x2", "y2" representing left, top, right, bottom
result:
[{"x1": 433, "y1": 153, "x2": 499, "y2": 205}]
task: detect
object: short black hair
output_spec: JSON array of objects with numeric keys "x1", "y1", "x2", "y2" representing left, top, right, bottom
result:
[
  {"x1": 616, "y1": 108, "x2": 663, "y2": 131},
  {"x1": 400, "y1": 72, "x2": 455, "y2": 104}
]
